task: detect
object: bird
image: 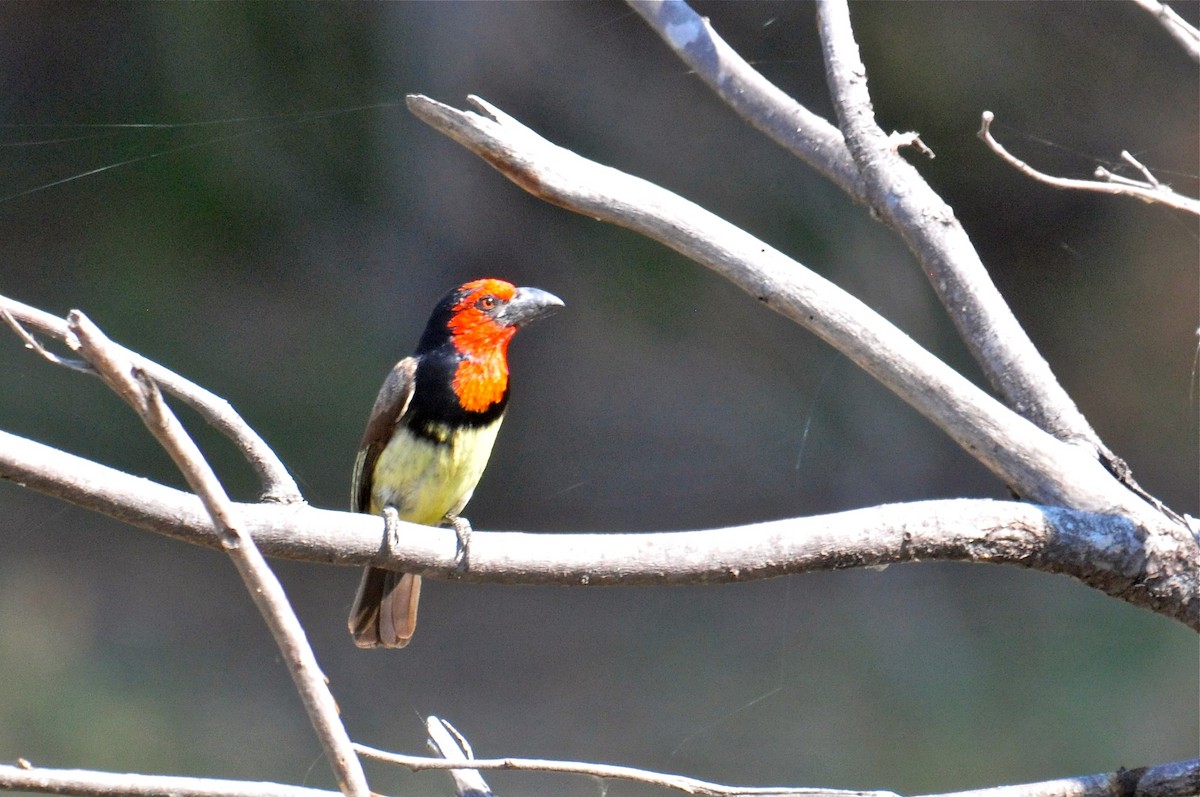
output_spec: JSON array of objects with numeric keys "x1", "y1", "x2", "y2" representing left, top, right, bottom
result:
[{"x1": 348, "y1": 278, "x2": 564, "y2": 648}]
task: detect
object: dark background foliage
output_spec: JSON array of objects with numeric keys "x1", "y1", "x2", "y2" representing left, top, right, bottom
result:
[{"x1": 0, "y1": 3, "x2": 1196, "y2": 795}]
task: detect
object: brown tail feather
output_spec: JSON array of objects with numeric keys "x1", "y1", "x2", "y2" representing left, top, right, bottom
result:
[{"x1": 348, "y1": 567, "x2": 421, "y2": 649}]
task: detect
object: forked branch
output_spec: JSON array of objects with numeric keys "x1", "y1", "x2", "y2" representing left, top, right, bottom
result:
[
  {"x1": 0, "y1": 293, "x2": 301, "y2": 502},
  {"x1": 54, "y1": 311, "x2": 369, "y2": 797},
  {"x1": 631, "y1": 0, "x2": 1110, "y2": 460}
]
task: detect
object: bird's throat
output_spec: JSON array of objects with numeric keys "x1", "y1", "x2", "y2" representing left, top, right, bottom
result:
[{"x1": 451, "y1": 349, "x2": 509, "y2": 413}]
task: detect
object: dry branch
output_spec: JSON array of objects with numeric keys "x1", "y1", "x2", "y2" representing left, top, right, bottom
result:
[
  {"x1": 401, "y1": 92, "x2": 1189, "y2": 538},
  {"x1": 362, "y1": 728, "x2": 898, "y2": 797},
  {"x1": 979, "y1": 111, "x2": 1200, "y2": 216},
  {"x1": 1, "y1": 425, "x2": 1194, "y2": 627},
  {"x1": 0, "y1": 293, "x2": 301, "y2": 503},
  {"x1": 4, "y1": 750, "x2": 1194, "y2": 797},
  {"x1": 0, "y1": 762, "x2": 338, "y2": 797},
  {"x1": 58, "y1": 311, "x2": 369, "y2": 797},
  {"x1": 361, "y1": 727, "x2": 1200, "y2": 797}
]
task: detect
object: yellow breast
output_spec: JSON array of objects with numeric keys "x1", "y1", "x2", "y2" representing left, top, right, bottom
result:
[{"x1": 369, "y1": 419, "x2": 504, "y2": 525}]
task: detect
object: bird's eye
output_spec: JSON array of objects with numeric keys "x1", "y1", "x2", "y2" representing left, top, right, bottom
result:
[{"x1": 477, "y1": 295, "x2": 497, "y2": 310}]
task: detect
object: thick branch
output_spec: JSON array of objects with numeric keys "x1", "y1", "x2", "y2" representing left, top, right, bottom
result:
[
  {"x1": 403, "y1": 93, "x2": 1173, "y2": 527},
  {"x1": 0, "y1": 294, "x2": 301, "y2": 503},
  {"x1": 2, "y1": 428, "x2": 1194, "y2": 628}
]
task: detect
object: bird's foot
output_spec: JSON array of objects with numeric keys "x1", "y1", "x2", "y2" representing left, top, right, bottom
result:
[
  {"x1": 446, "y1": 514, "x2": 472, "y2": 572},
  {"x1": 382, "y1": 506, "x2": 402, "y2": 554}
]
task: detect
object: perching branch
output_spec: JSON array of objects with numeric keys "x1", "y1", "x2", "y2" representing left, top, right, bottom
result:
[
  {"x1": 979, "y1": 111, "x2": 1200, "y2": 216},
  {"x1": 0, "y1": 293, "x2": 302, "y2": 503},
  {"x1": 1, "y1": 424, "x2": 1195, "y2": 628},
  {"x1": 59, "y1": 311, "x2": 369, "y2": 797},
  {"x1": 631, "y1": 0, "x2": 1111, "y2": 462}
]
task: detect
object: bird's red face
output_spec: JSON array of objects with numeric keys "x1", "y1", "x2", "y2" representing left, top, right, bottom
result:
[
  {"x1": 446, "y1": 279, "x2": 521, "y2": 360},
  {"x1": 445, "y1": 278, "x2": 563, "y2": 413}
]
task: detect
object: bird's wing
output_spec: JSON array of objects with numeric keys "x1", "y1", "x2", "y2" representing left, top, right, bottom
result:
[{"x1": 351, "y1": 356, "x2": 418, "y2": 513}]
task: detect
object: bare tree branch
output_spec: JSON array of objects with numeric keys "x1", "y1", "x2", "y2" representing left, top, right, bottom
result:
[
  {"x1": 401, "y1": 93, "x2": 1181, "y2": 535},
  {"x1": 0, "y1": 293, "x2": 301, "y2": 503},
  {"x1": 2, "y1": 748, "x2": 1194, "y2": 797},
  {"x1": 4, "y1": 751, "x2": 1194, "y2": 797},
  {"x1": 361, "y1": 733, "x2": 1200, "y2": 797},
  {"x1": 632, "y1": 0, "x2": 1111, "y2": 462},
  {"x1": 979, "y1": 111, "x2": 1200, "y2": 216},
  {"x1": 63, "y1": 311, "x2": 370, "y2": 797},
  {"x1": 1131, "y1": 0, "x2": 1200, "y2": 61},
  {"x1": 2, "y1": 426, "x2": 1194, "y2": 627},
  {"x1": 360, "y1": 730, "x2": 898, "y2": 797},
  {"x1": 0, "y1": 762, "x2": 338, "y2": 797}
]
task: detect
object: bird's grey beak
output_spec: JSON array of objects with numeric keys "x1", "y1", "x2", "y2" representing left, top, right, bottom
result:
[{"x1": 498, "y1": 286, "x2": 564, "y2": 327}]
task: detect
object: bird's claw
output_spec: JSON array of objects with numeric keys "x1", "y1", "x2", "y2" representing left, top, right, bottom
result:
[
  {"x1": 382, "y1": 506, "x2": 402, "y2": 554},
  {"x1": 447, "y1": 514, "x2": 472, "y2": 572}
]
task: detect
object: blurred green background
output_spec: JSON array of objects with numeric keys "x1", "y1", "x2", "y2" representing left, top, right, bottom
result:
[{"x1": 0, "y1": 2, "x2": 1196, "y2": 795}]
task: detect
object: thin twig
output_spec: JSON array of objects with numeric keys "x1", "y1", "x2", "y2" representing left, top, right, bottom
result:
[
  {"x1": 0, "y1": 762, "x2": 338, "y2": 797},
  {"x1": 359, "y1": 737, "x2": 896, "y2": 797},
  {"x1": 65, "y1": 311, "x2": 370, "y2": 797},
  {"x1": 0, "y1": 293, "x2": 302, "y2": 502},
  {"x1": 978, "y1": 111, "x2": 1200, "y2": 216},
  {"x1": 3, "y1": 425, "x2": 1194, "y2": 627},
  {"x1": 0, "y1": 306, "x2": 93, "y2": 372}
]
